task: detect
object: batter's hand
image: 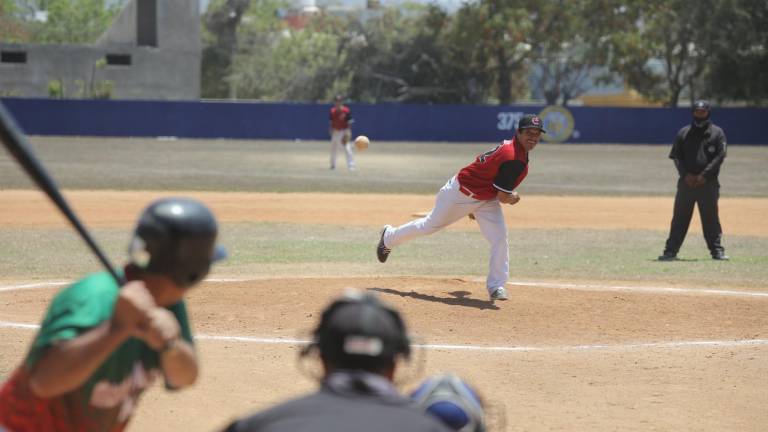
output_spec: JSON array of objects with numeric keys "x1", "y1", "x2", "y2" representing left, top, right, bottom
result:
[
  {"x1": 112, "y1": 281, "x2": 156, "y2": 334},
  {"x1": 139, "y1": 308, "x2": 181, "y2": 351}
]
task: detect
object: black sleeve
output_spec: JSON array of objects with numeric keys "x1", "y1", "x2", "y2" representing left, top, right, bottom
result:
[
  {"x1": 701, "y1": 127, "x2": 727, "y2": 179},
  {"x1": 493, "y1": 160, "x2": 526, "y2": 193},
  {"x1": 670, "y1": 128, "x2": 686, "y2": 177}
]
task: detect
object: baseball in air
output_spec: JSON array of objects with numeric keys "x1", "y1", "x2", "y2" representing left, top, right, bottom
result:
[{"x1": 354, "y1": 135, "x2": 370, "y2": 151}]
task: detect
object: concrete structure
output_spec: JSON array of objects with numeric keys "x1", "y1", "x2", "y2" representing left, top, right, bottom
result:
[{"x1": 0, "y1": 0, "x2": 200, "y2": 100}]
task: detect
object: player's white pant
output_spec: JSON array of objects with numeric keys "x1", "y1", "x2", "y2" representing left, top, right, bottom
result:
[
  {"x1": 383, "y1": 175, "x2": 509, "y2": 293},
  {"x1": 330, "y1": 129, "x2": 355, "y2": 170}
]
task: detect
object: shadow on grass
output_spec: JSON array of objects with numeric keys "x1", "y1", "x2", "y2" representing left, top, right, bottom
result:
[
  {"x1": 652, "y1": 258, "x2": 706, "y2": 262},
  {"x1": 369, "y1": 287, "x2": 499, "y2": 310}
]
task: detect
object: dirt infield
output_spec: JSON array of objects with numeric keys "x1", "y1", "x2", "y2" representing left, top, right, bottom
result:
[
  {"x1": 1, "y1": 189, "x2": 767, "y2": 235},
  {"x1": 1, "y1": 190, "x2": 767, "y2": 431}
]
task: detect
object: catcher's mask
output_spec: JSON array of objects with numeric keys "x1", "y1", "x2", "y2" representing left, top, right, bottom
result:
[
  {"x1": 128, "y1": 197, "x2": 226, "y2": 288},
  {"x1": 411, "y1": 374, "x2": 486, "y2": 432},
  {"x1": 301, "y1": 290, "x2": 411, "y2": 372}
]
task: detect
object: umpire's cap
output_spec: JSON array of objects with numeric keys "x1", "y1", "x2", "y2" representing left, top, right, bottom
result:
[
  {"x1": 517, "y1": 114, "x2": 546, "y2": 133},
  {"x1": 693, "y1": 100, "x2": 711, "y2": 111},
  {"x1": 310, "y1": 290, "x2": 410, "y2": 371},
  {"x1": 129, "y1": 197, "x2": 226, "y2": 288}
]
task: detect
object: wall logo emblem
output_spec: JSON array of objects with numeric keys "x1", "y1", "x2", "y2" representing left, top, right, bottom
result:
[{"x1": 538, "y1": 106, "x2": 575, "y2": 143}]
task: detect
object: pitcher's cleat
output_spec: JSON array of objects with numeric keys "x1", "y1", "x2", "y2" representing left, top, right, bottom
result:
[
  {"x1": 490, "y1": 287, "x2": 508, "y2": 301},
  {"x1": 377, "y1": 225, "x2": 392, "y2": 263}
]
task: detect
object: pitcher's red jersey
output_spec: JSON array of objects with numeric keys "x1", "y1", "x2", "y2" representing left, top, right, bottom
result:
[{"x1": 457, "y1": 137, "x2": 529, "y2": 200}]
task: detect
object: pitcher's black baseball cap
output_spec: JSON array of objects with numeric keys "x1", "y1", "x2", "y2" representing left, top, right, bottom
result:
[{"x1": 517, "y1": 114, "x2": 546, "y2": 133}]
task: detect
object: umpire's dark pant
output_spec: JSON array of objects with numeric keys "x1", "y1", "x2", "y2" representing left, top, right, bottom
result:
[{"x1": 663, "y1": 177, "x2": 725, "y2": 257}]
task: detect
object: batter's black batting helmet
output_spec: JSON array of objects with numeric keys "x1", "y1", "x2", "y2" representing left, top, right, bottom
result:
[
  {"x1": 128, "y1": 197, "x2": 226, "y2": 288},
  {"x1": 307, "y1": 290, "x2": 411, "y2": 372}
]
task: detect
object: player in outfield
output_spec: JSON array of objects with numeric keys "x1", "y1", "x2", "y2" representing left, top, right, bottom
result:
[
  {"x1": 329, "y1": 94, "x2": 356, "y2": 171},
  {"x1": 377, "y1": 114, "x2": 545, "y2": 302},
  {"x1": 0, "y1": 197, "x2": 226, "y2": 432}
]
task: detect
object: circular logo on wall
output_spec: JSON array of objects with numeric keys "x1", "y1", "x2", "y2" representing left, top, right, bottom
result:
[{"x1": 538, "y1": 105, "x2": 575, "y2": 143}]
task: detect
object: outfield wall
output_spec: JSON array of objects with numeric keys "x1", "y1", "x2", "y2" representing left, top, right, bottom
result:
[{"x1": 2, "y1": 98, "x2": 765, "y2": 145}]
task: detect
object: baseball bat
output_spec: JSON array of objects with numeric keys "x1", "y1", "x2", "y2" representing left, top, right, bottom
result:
[{"x1": 0, "y1": 101, "x2": 124, "y2": 285}]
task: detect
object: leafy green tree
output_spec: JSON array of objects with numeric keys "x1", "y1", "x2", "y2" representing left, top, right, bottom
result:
[
  {"x1": 0, "y1": 0, "x2": 30, "y2": 42},
  {"x1": 703, "y1": 0, "x2": 768, "y2": 106},
  {"x1": 344, "y1": 5, "x2": 472, "y2": 103},
  {"x1": 448, "y1": 0, "x2": 534, "y2": 105},
  {"x1": 201, "y1": 0, "x2": 253, "y2": 98},
  {"x1": 28, "y1": 0, "x2": 121, "y2": 44},
  {"x1": 226, "y1": 0, "x2": 343, "y2": 101},
  {"x1": 232, "y1": 18, "x2": 342, "y2": 101},
  {"x1": 600, "y1": 0, "x2": 720, "y2": 107},
  {"x1": 525, "y1": 0, "x2": 623, "y2": 106}
]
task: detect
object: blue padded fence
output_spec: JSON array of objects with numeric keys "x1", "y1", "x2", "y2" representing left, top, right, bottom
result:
[{"x1": 1, "y1": 98, "x2": 765, "y2": 145}]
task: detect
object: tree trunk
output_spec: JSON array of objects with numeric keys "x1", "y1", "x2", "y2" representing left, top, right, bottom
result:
[{"x1": 496, "y1": 47, "x2": 511, "y2": 105}]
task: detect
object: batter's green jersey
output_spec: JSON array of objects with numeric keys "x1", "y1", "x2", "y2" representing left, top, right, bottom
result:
[{"x1": 0, "y1": 272, "x2": 194, "y2": 432}]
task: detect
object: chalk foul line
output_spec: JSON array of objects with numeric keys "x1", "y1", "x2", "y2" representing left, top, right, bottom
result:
[
  {"x1": 1, "y1": 321, "x2": 766, "y2": 353},
  {"x1": 2, "y1": 278, "x2": 767, "y2": 299}
]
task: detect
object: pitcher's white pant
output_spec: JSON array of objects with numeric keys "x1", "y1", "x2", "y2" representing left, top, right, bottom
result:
[
  {"x1": 330, "y1": 129, "x2": 355, "y2": 170},
  {"x1": 383, "y1": 176, "x2": 509, "y2": 293}
]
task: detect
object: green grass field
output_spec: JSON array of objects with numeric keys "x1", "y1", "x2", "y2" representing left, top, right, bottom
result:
[
  {"x1": 1, "y1": 137, "x2": 767, "y2": 288},
  {"x1": 2, "y1": 137, "x2": 767, "y2": 196}
]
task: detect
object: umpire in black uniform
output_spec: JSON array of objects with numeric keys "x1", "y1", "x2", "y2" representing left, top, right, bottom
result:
[
  {"x1": 659, "y1": 100, "x2": 728, "y2": 261},
  {"x1": 223, "y1": 290, "x2": 449, "y2": 432}
]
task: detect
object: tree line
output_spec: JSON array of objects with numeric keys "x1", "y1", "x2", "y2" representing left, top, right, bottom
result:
[{"x1": 2, "y1": 0, "x2": 766, "y2": 107}]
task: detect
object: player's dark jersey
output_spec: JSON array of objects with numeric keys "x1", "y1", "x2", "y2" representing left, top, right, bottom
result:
[
  {"x1": 457, "y1": 137, "x2": 529, "y2": 200},
  {"x1": 330, "y1": 106, "x2": 352, "y2": 130},
  {"x1": 224, "y1": 372, "x2": 449, "y2": 432},
  {"x1": 0, "y1": 272, "x2": 194, "y2": 432},
  {"x1": 670, "y1": 121, "x2": 727, "y2": 180}
]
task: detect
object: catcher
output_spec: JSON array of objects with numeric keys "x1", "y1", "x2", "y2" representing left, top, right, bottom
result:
[
  {"x1": 329, "y1": 94, "x2": 357, "y2": 171},
  {"x1": 223, "y1": 290, "x2": 450, "y2": 432},
  {"x1": 0, "y1": 197, "x2": 226, "y2": 432}
]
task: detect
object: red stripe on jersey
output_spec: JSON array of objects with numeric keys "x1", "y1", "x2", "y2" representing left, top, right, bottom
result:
[{"x1": 457, "y1": 137, "x2": 528, "y2": 200}]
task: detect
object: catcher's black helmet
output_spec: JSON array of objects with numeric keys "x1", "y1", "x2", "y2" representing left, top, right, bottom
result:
[
  {"x1": 129, "y1": 197, "x2": 226, "y2": 288},
  {"x1": 308, "y1": 290, "x2": 410, "y2": 372}
]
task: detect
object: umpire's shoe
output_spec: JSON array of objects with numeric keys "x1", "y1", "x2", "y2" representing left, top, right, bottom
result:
[
  {"x1": 377, "y1": 225, "x2": 392, "y2": 263},
  {"x1": 657, "y1": 252, "x2": 678, "y2": 261}
]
